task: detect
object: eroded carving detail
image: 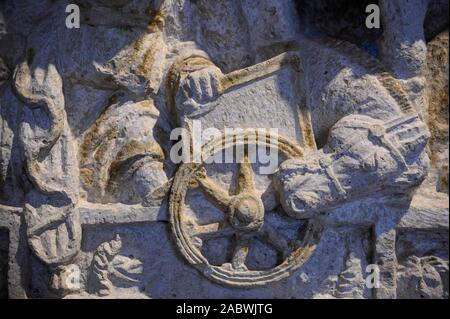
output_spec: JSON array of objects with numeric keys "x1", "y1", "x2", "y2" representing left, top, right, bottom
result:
[
  {"x1": 90, "y1": 235, "x2": 143, "y2": 297},
  {"x1": 0, "y1": 0, "x2": 448, "y2": 299}
]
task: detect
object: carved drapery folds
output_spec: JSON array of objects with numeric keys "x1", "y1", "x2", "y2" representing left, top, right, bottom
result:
[{"x1": 13, "y1": 54, "x2": 81, "y2": 266}]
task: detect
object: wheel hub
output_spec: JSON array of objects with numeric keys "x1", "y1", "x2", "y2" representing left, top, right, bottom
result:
[{"x1": 229, "y1": 194, "x2": 264, "y2": 233}]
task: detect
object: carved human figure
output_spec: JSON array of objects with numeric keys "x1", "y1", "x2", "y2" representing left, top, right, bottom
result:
[
  {"x1": 1, "y1": 0, "x2": 238, "y2": 295},
  {"x1": 77, "y1": 0, "x2": 211, "y2": 205},
  {"x1": 171, "y1": 0, "x2": 430, "y2": 219},
  {"x1": 0, "y1": 0, "x2": 205, "y2": 292},
  {"x1": 0, "y1": 0, "x2": 445, "y2": 299},
  {"x1": 77, "y1": 1, "x2": 170, "y2": 205},
  {"x1": 161, "y1": 1, "x2": 434, "y2": 298}
]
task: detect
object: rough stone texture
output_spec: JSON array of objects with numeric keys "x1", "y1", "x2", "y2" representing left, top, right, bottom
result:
[
  {"x1": 0, "y1": 228, "x2": 8, "y2": 299},
  {"x1": 0, "y1": 0, "x2": 448, "y2": 299}
]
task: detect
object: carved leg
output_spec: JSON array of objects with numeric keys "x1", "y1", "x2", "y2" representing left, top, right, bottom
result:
[{"x1": 373, "y1": 223, "x2": 397, "y2": 299}]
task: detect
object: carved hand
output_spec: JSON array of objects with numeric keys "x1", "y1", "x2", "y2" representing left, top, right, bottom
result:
[{"x1": 176, "y1": 64, "x2": 224, "y2": 114}]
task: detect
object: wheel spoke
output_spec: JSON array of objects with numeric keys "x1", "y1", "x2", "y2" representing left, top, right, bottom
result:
[
  {"x1": 194, "y1": 222, "x2": 235, "y2": 239},
  {"x1": 236, "y1": 154, "x2": 255, "y2": 194},
  {"x1": 193, "y1": 167, "x2": 232, "y2": 212},
  {"x1": 258, "y1": 223, "x2": 292, "y2": 259},
  {"x1": 231, "y1": 234, "x2": 252, "y2": 270}
]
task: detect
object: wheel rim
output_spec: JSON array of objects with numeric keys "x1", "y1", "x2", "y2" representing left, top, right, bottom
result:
[{"x1": 169, "y1": 130, "x2": 322, "y2": 287}]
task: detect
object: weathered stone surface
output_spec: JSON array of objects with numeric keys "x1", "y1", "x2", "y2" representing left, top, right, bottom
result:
[{"x1": 0, "y1": 0, "x2": 448, "y2": 299}]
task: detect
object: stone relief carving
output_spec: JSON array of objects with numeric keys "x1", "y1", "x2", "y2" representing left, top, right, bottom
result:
[
  {"x1": 50, "y1": 264, "x2": 83, "y2": 295},
  {"x1": 0, "y1": 229, "x2": 8, "y2": 299},
  {"x1": 79, "y1": 99, "x2": 168, "y2": 205},
  {"x1": 89, "y1": 235, "x2": 144, "y2": 297},
  {"x1": 0, "y1": 0, "x2": 448, "y2": 299},
  {"x1": 0, "y1": 58, "x2": 9, "y2": 86},
  {"x1": 397, "y1": 256, "x2": 449, "y2": 299},
  {"x1": 275, "y1": 114, "x2": 429, "y2": 219},
  {"x1": 334, "y1": 252, "x2": 366, "y2": 299},
  {"x1": 14, "y1": 53, "x2": 82, "y2": 267},
  {"x1": 170, "y1": 130, "x2": 322, "y2": 287}
]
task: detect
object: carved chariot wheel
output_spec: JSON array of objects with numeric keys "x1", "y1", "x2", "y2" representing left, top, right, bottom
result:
[{"x1": 169, "y1": 130, "x2": 322, "y2": 287}]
